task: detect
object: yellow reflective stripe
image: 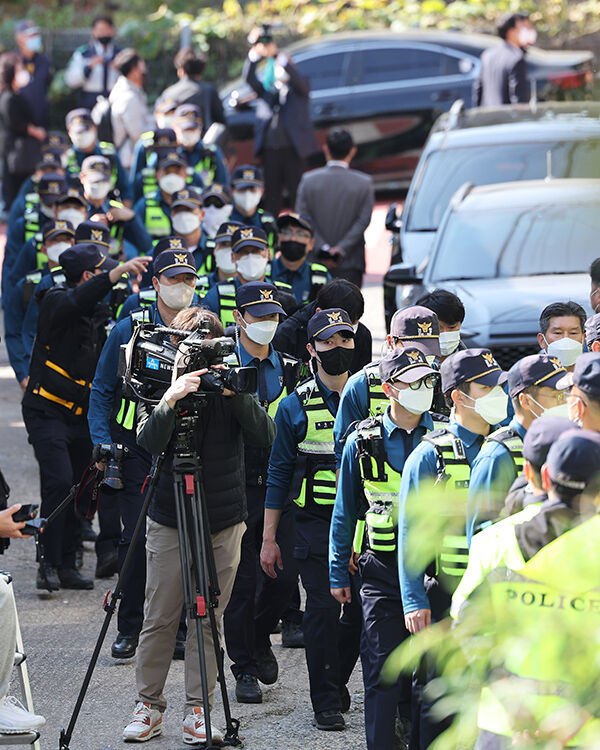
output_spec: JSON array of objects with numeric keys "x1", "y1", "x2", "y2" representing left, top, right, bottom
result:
[
  {"x1": 115, "y1": 398, "x2": 126, "y2": 424},
  {"x1": 123, "y1": 401, "x2": 136, "y2": 431},
  {"x1": 44, "y1": 360, "x2": 90, "y2": 388},
  {"x1": 32, "y1": 386, "x2": 83, "y2": 416},
  {"x1": 353, "y1": 519, "x2": 366, "y2": 554}
]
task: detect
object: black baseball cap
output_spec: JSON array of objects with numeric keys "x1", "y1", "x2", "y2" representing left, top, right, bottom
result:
[
  {"x1": 36, "y1": 149, "x2": 63, "y2": 171},
  {"x1": 390, "y1": 305, "x2": 441, "y2": 358},
  {"x1": 66, "y1": 108, "x2": 94, "y2": 133},
  {"x1": 379, "y1": 347, "x2": 436, "y2": 385},
  {"x1": 215, "y1": 221, "x2": 244, "y2": 243},
  {"x1": 307, "y1": 308, "x2": 354, "y2": 341},
  {"x1": 231, "y1": 226, "x2": 268, "y2": 253},
  {"x1": 75, "y1": 220, "x2": 110, "y2": 248},
  {"x1": 232, "y1": 165, "x2": 263, "y2": 189},
  {"x1": 277, "y1": 212, "x2": 313, "y2": 235},
  {"x1": 38, "y1": 173, "x2": 65, "y2": 204},
  {"x1": 236, "y1": 281, "x2": 285, "y2": 317},
  {"x1": 507, "y1": 353, "x2": 566, "y2": 399},
  {"x1": 441, "y1": 348, "x2": 508, "y2": 394},
  {"x1": 202, "y1": 183, "x2": 232, "y2": 204},
  {"x1": 171, "y1": 188, "x2": 203, "y2": 211},
  {"x1": 557, "y1": 352, "x2": 600, "y2": 401},
  {"x1": 157, "y1": 152, "x2": 187, "y2": 170},
  {"x1": 44, "y1": 131, "x2": 70, "y2": 150},
  {"x1": 59, "y1": 242, "x2": 118, "y2": 280},
  {"x1": 585, "y1": 313, "x2": 600, "y2": 348},
  {"x1": 42, "y1": 219, "x2": 74, "y2": 243},
  {"x1": 522, "y1": 416, "x2": 577, "y2": 470},
  {"x1": 546, "y1": 429, "x2": 600, "y2": 491},
  {"x1": 152, "y1": 128, "x2": 177, "y2": 150},
  {"x1": 56, "y1": 187, "x2": 87, "y2": 208},
  {"x1": 153, "y1": 241, "x2": 196, "y2": 278},
  {"x1": 81, "y1": 155, "x2": 111, "y2": 177}
]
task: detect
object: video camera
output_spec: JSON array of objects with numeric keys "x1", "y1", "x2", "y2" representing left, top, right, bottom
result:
[{"x1": 119, "y1": 322, "x2": 257, "y2": 405}]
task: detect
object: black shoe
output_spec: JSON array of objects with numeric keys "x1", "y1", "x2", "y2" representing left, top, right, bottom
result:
[
  {"x1": 75, "y1": 545, "x2": 84, "y2": 570},
  {"x1": 255, "y1": 646, "x2": 278, "y2": 685},
  {"x1": 340, "y1": 684, "x2": 351, "y2": 713},
  {"x1": 281, "y1": 620, "x2": 304, "y2": 648},
  {"x1": 36, "y1": 565, "x2": 60, "y2": 592},
  {"x1": 58, "y1": 567, "x2": 94, "y2": 590},
  {"x1": 111, "y1": 633, "x2": 138, "y2": 659},
  {"x1": 173, "y1": 638, "x2": 185, "y2": 661},
  {"x1": 235, "y1": 674, "x2": 262, "y2": 704},
  {"x1": 80, "y1": 518, "x2": 97, "y2": 542},
  {"x1": 313, "y1": 710, "x2": 345, "y2": 731},
  {"x1": 95, "y1": 550, "x2": 119, "y2": 578}
]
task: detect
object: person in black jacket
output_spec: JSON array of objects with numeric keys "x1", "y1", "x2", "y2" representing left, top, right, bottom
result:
[
  {"x1": 273, "y1": 278, "x2": 372, "y2": 374},
  {"x1": 122, "y1": 306, "x2": 276, "y2": 746},
  {"x1": 22, "y1": 244, "x2": 149, "y2": 592},
  {"x1": 243, "y1": 26, "x2": 319, "y2": 216},
  {"x1": 0, "y1": 51, "x2": 46, "y2": 208}
]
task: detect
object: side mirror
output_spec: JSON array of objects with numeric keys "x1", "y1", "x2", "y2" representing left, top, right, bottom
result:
[
  {"x1": 385, "y1": 202, "x2": 402, "y2": 233},
  {"x1": 384, "y1": 263, "x2": 423, "y2": 287}
]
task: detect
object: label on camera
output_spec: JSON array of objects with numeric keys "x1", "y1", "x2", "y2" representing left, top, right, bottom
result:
[{"x1": 146, "y1": 355, "x2": 160, "y2": 371}]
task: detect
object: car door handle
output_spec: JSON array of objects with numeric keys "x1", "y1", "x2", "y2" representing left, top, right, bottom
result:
[{"x1": 431, "y1": 90, "x2": 459, "y2": 102}]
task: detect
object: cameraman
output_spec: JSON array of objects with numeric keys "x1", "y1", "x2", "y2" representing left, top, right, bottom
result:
[
  {"x1": 0, "y1": 505, "x2": 46, "y2": 733},
  {"x1": 122, "y1": 307, "x2": 276, "y2": 745},
  {"x1": 22, "y1": 243, "x2": 149, "y2": 592}
]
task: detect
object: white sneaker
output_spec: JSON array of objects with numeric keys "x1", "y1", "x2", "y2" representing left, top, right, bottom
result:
[
  {"x1": 0, "y1": 695, "x2": 46, "y2": 733},
  {"x1": 123, "y1": 702, "x2": 163, "y2": 742},
  {"x1": 183, "y1": 707, "x2": 223, "y2": 745}
]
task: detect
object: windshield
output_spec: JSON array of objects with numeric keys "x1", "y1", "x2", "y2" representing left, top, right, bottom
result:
[
  {"x1": 407, "y1": 140, "x2": 600, "y2": 231},
  {"x1": 430, "y1": 201, "x2": 600, "y2": 282}
]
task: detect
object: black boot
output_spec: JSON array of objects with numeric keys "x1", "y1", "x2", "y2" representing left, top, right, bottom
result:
[
  {"x1": 235, "y1": 674, "x2": 262, "y2": 704},
  {"x1": 36, "y1": 565, "x2": 60, "y2": 591},
  {"x1": 95, "y1": 550, "x2": 118, "y2": 578},
  {"x1": 255, "y1": 646, "x2": 278, "y2": 685},
  {"x1": 111, "y1": 633, "x2": 139, "y2": 659},
  {"x1": 58, "y1": 567, "x2": 94, "y2": 590},
  {"x1": 313, "y1": 710, "x2": 345, "y2": 731}
]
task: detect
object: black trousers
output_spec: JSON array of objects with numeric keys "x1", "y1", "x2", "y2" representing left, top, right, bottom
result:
[
  {"x1": 22, "y1": 404, "x2": 90, "y2": 569},
  {"x1": 261, "y1": 146, "x2": 304, "y2": 216},
  {"x1": 358, "y1": 551, "x2": 412, "y2": 750},
  {"x1": 224, "y1": 488, "x2": 298, "y2": 679},
  {"x1": 294, "y1": 513, "x2": 360, "y2": 714},
  {"x1": 94, "y1": 493, "x2": 121, "y2": 561}
]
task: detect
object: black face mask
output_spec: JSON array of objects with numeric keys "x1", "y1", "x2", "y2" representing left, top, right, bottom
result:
[
  {"x1": 97, "y1": 36, "x2": 114, "y2": 47},
  {"x1": 279, "y1": 240, "x2": 306, "y2": 262},
  {"x1": 315, "y1": 346, "x2": 354, "y2": 376}
]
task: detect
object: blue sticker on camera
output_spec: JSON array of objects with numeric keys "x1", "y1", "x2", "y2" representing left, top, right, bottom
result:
[{"x1": 146, "y1": 355, "x2": 160, "y2": 371}]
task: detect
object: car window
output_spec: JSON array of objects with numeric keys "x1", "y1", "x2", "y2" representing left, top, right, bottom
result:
[
  {"x1": 295, "y1": 52, "x2": 348, "y2": 91},
  {"x1": 407, "y1": 139, "x2": 600, "y2": 231},
  {"x1": 360, "y1": 47, "x2": 448, "y2": 84},
  {"x1": 430, "y1": 202, "x2": 600, "y2": 281}
]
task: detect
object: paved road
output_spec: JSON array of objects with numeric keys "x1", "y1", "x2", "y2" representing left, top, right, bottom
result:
[{"x1": 0, "y1": 206, "x2": 391, "y2": 750}]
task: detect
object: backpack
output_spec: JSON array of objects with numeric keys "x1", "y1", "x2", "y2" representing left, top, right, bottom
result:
[{"x1": 91, "y1": 96, "x2": 114, "y2": 144}]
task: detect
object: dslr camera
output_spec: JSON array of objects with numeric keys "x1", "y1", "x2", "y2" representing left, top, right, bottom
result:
[{"x1": 92, "y1": 443, "x2": 128, "y2": 490}]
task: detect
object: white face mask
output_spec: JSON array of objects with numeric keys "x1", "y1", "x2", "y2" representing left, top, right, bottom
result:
[
  {"x1": 179, "y1": 130, "x2": 201, "y2": 149},
  {"x1": 85, "y1": 180, "x2": 111, "y2": 201},
  {"x1": 233, "y1": 189, "x2": 262, "y2": 214},
  {"x1": 40, "y1": 202, "x2": 55, "y2": 219},
  {"x1": 527, "y1": 394, "x2": 569, "y2": 420},
  {"x1": 390, "y1": 382, "x2": 434, "y2": 416},
  {"x1": 518, "y1": 27, "x2": 537, "y2": 46},
  {"x1": 172, "y1": 211, "x2": 201, "y2": 236},
  {"x1": 58, "y1": 208, "x2": 86, "y2": 229},
  {"x1": 15, "y1": 69, "x2": 31, "y2": 89},
  {"x1": 464, "y1": 386, "x2": 508, "y2": 426},
  {"x1": 439, "y1": 331, "x2": 461, "y2": 357},
  {"x1": 236, "y1": 253, "x2": 268, "y2": 282},
  {"x1": 240, "y1": 318, "x2": 278, "y2": 346},
  {"x1": 543, "y1": 335, "x2": 583, "y2": 368},
  {"x1": 158, "y1": 173, "x2": 186, "y2": 195},
  {"x1": 203, "y1": 204, "x2": 233, "y2": 238},
  {"x1": 158, "y1": 281, "x2": 195, "y2": 311},
  {"x1": 45, "y1": 240, "x2": 71, "y2": 264},
  {"x1": 214, "y1": 247, "x2": 236, "y2": 275},
  {"x1": 71, "y1": 131, "x2": 96, "y2": 150}
]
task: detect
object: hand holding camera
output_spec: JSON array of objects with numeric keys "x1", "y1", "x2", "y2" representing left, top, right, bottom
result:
[{"x1": 0, "y1": 504, "x2": 30, "y2": 539}]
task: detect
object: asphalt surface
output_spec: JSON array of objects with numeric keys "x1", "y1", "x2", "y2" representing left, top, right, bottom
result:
[{"x1": 0, "y1": 218, "x2": 390, "y2": 750}]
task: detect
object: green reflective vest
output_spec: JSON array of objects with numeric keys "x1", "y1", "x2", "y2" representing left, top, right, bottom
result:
[
  {"x1": 486, "y1": 425, "x2": 524, "y2": 475},
  {"x1": 113, "y1": 309, "x2": 150, "y2": 432},
  {"x1": 364, "y1": 361, "x2": 387, "y2": 417},
  {"x1": 292, "y1": 377, "x2": 337, "y2": 519},
  {"x1": 144, "y1": 197, "x2": 171, "y2": 238},
  {"x1": 24, "y1": 208, "x2": 42, "y2": 243},
  {"x1": 67, "y1": 142, "x2": 118, "y2": 188},
  {"x1": 24, "y1": 190, "x2": 40, "y2": 214}
]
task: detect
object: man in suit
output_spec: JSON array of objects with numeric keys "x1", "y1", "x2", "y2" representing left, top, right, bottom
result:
[
  {"x1": 296, "y1": 129, "x2": 374, "y2": 288},
  {"x1": 243, "y1": 26, "x2": 319, "y2": 216},
  {"x1": 473, "y1": 12, "x2": 536, "y2": 107}
]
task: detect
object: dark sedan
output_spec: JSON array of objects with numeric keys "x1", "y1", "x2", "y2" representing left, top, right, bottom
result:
[{"x1": 221, "y1": 30, "x2": 594, "y2": 188}]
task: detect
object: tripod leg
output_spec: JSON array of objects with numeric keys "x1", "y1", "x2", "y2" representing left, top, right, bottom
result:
[{"x1": 59, "y1": 455, "x2": 164, "y2": 750}]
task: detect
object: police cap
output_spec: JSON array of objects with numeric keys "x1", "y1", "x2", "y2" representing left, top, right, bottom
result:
[
  {"x1": 231, "y1": 226, "x2": 268, "y2": 254},
  {"x1": 152, "y1": 128, "x2": 177, "y2": 150},
  {"x1": 81, "y1": 154, "x2": 111, "y2": 177},
  {"x1": 379, "y1": 347, "x2": 436, "y2": 385},
  {"x1": 507, "y1": 353, "x2": 566, "y2": 399},
  {"x1": 42, "y1": 219, "x2": 74, "y2": 243},
  {"x1": 156, "y1": 152, "x2": 187, "y2": 171},
  {"x1": 276, "y1": 212, "x2": 313, "y2": 235},
  {"x1": 56, "y1": 187, "x2": 87, "y2": 208},
  {"x1": 171, "y1": 188, "x2": 203, "y2": 211},
  {"x1": 215, "y1": 221, "x2": 244, "y2": 243},
  {"x1": 546, "y1": 429, "x2": 600, "y2": 492},
  {"x1": 38, "y1": 173, "x2": 66, "y2": 204},
  {"x1": 153, "y1": 239, "x2": 196, "y2": 278},
  {"x1": 231, "y1": 164, "x2": 263, "y2": 189},
  {"x1": 75, "y1": 220, "x2": 110, "y2": 248},
  {"x1": 390, "y1": 305, "x2": 441, "y2": 358},
  {"x1": 441, "y1": 348, "x2": 508, "y2": 395},
  {"x1": 522, "y1": 416, "x2": 576, "y2": 470},
  {"x1": 65, "y1": 108, "x2": 94, "y2": 133},
  {"x1": 202, "y1": 183, "x2": 232, "y2": 205},
  {"x1": 307, "y1": 308, "x2": 354, "y2": 342},
  {"x1": 236, "y1": 281, "x2": 285, "y2": 317},
  {"x1": 60, "y1": 242, "x2": 118, "y2": 280}
]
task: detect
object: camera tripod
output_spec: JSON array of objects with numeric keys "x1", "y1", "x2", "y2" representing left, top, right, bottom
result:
[{"x1": 59, "y1": 400, "x2": 241, "y2": 750}]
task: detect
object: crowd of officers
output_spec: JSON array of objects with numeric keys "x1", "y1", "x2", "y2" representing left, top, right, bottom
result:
[{"x1": 2, "y1": 93, "x2": 600, "y2": 749}]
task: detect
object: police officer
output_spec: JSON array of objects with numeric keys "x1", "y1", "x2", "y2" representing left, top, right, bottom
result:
[
  {"x1": 230, "y1": 165, "x2": 277, "y2": 249},
  {"x1": 334, "y1": 305, "x2": 443, "y2": 465},
  {"x1": 223, "y1": 281, "x2": 300, "y2": 703},
  {"x1": 270, "y1": 212, "x2": 330, "y2": 305},
  {"x1": 196, "y1": 220, "x2": 243, "y2": 299},
  {"x1": 168, "y1": 188, "x2": 213, "y2": 274},
  {"x1": 172, "y1": 104, "x2": 229, "y2": 189},
  {"x1": 330, "y1": 346, "x2": 439, "y2": 750},
  {"x1": 398, "y1": 348, "x2": 508, "y2": 748},
  {"x1": 451, "y1": 429, "x2": 600, "y2": 749},
  {"x1": 89, "y1": 247, "x2": 196, "y2": 657},
  {"x1": 467, "y1": 353, "x2": 568, "y2": 543},
  {"x1": 129, "y1": 127, "x2": 178, "y2": 202},
  {"x1": 560, "y1": 352, "x2": 600, "y2": 432},
  {"x1": 261, "y1": 308, "x2": 356, "y2": 731},
  {"x1": 203, "y1": 226, "x2": 291, "y2": 328},
  {"x1": 199, "y1": 183, "x2": 234, "y2": 240},
  {"x1": 23, "y1": 244, "x2": 149, "y2": 591},
  {"x1": 134, "y1": 153, "x2": 192, "y2": 241}
]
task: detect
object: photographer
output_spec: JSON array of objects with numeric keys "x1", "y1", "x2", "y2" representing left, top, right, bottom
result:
[
  {"x1": 22, "y1": 243, "x2": 150, "y2": 592},
  {"x1": 122, "y1": 307, "x2": 276, "y2": 744}
]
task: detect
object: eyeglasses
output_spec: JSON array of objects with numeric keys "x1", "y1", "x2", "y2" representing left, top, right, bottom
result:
[
  {"x1": 279, "y1": 229, "x2": 311, "y2": 241},
  {"x1": 391, "y1": 374, "x2": 439, "y2": 391}
]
